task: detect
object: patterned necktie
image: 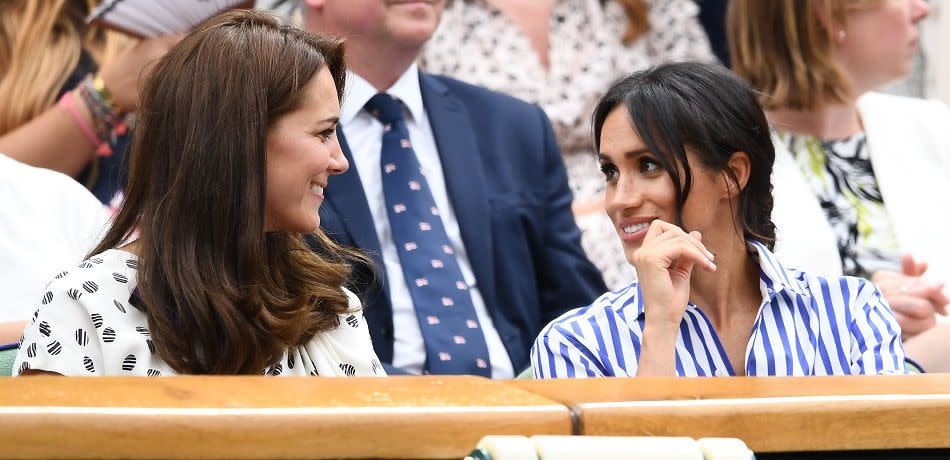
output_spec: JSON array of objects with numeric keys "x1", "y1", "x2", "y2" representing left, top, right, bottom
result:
[{"x1": 365, "y1": 93, "x2": 491, "y2": 377}]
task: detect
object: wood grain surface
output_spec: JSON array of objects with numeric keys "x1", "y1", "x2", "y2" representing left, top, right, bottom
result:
[
  {"x1": 511, "y1": 375, "x2": 950, "y2": 452},
  {"x1": 0, "y1": 376, "x2": 571, "y2": 459}
]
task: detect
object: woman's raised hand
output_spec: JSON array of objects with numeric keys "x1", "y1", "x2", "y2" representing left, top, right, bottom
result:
[{"x1": 631, "y1": 220, "x2": 717, "y2": 326}]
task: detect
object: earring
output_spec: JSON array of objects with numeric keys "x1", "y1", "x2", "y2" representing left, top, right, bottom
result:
[{"x1": 837, "y1": 29, "x2": 847, "y2": 42}]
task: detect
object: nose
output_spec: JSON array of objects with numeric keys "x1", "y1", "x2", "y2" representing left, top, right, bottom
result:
[
  {"x1": 911, "y1": 0, "x2": 929, "y2": 22},
  {"x1": 606, "y1": 174, "x2": 644, "y2": 216},
  {"x1": 328, "y1": 138, "x2": 349, "y2": 175}
]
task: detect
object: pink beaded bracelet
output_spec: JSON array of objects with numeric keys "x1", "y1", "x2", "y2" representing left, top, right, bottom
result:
[{"x1": 58, "y1": 91, "x2": 102, "y2": 150}]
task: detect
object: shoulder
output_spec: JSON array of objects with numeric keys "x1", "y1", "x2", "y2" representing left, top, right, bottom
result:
[
  {"x1": 538, "y1": 283, "x2": 640, "y2": 340},
  {"x1": 793, "y1": 269, "x2": 885, "y2": 314},
  {"x1": 422, "y1": 73, "x2": 543, "y2": 116},
  {"x1": 859, "y1": 92, "x2": 950, "y2": 121},
  {"x1": 341, "y1": 287, "x2": 362, "y2": 313},
  {"x1": 0, "y1": 154, "x2": 104, "y2": 211}
]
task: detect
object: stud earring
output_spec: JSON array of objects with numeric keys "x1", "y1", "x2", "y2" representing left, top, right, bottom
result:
[{"x1": 837, "y1": 29, "x2": 847, "y2": 42}]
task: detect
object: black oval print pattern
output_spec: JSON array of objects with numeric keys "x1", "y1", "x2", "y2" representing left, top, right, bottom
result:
[
  {"x1": 83, "y1": 356, "x2": 95, "y2": 373},
  {"x1": 74, "y1": 329, "x2": 89, "y2": 346},
  {"x1": 54, "y1": 271, "x2": 68, "y2": 279},
  {"x1": 38, "y1": 321, "x2": 51, "y2": 337},
  {"x1": 147, "y1": 369, "x2": 161, "y2": 377},
  {"x1": 42, "y1": 291, "x2": 53, "y2": 305},
  {"x1": 67, "y1": 289, "x2": 82, "y2": 301},
  {"x1": 90, "y1": 313, "x2": 103, "y2": 328},
  {"x1": 82, "y1": 281, "x2": 99, "y2": 294},
  {"x1": 121, "y1": 354, "x2": 136, "y2": 371},
  {"x1": 112, "y1": 273, "x2": 128, "y2": 283},
  {"x1": 126, "y1": 259, "x2": 137, "y2": 270},
  {"x1": 339, "y1": 363, "x2": 356, "y2": 376},
  {"x1": 113, "y1": 300, "x2": 126, "y2": 314},
  {"x1": 25, "y1": 343, "x2": 36, "y2": 358},
  {"x1": 46, "y1": 340, "x2": 62, "y2": 355},
  {"x1": 102, "y1": 327, "x2": 116, "y2": 343},
  {"x1": 345, "y1": 314, "x2": 359, "y2": 328}
]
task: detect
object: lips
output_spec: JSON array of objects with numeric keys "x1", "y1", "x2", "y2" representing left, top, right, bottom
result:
[
  {"x1": 616, "y1": 217, "x2": 654, "y2": 244},
  {"x1": 310, "y1": 183, "x2": 325, "y2": 197}
]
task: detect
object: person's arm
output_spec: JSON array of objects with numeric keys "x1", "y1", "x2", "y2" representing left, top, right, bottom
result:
[
  {"x1": 0, "y1": 98, "x2": 98, "y2": 176},
  {"x1": 0, "y1": 35, "x2": 181, "y2": 177},
  {"x1": 849, "y1": 280, "x2": 907, "y2": 375},
  {"x1": 631, "y1": 220, "x2": 716, "y2": 377},
  {"x1": 0, "y1": 321, "x2": 26, "y2": 345},
  {"x1": 535, "y1": 106, "x2": 607, "y2": 324},
  {"x1": 531, "y1": 320, "x2": 605, "y2": 378}
]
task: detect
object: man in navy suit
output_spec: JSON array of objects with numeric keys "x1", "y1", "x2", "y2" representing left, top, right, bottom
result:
[{"x1": 303, "y1": 0, "x2": 606, "y2": 377}]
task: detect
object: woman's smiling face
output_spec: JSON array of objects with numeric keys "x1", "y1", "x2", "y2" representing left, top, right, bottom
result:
[{"x1": 598, "y1": 106, "x2": 730, "y2": 264}]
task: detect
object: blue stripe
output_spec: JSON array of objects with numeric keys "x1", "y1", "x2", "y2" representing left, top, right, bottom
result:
[
  {"x1": 764, "y1": 308, "x2": 787, "y2": 375},
  {"x1": 840, "y1": 278, "x2": 853, "y2": 328},
  {"x1": 767, "y1": 300, "x2": 793, "y2": 374},
  {"x1": 694, "y1": 307, "x2": 735, "y2": 375},
  {"x1": 605, "y1": 307, "x2": 627, "y2": 370},
  {"x1": 686, "y1": 311, "x2": 716, "y2": 376},
  {"x1": 795, "y1": 295, "x2": 819, "y2": 375},
  {"x1": 818, "y1": 278, "x2": 850, "y2": 372},
  {"x1": 868, "y1": 292, "x2": 901, "y2": 371},
  {"x1": 559, "y1": 342, "x2": 576, "y2": 378},
  {"x1": 556, "y1": 324, "x2": 609, "y2": 376},
  {"x1": 778, "y1": 290, "x2": 808, "y2": 375},
  {"x1": 543, "y1": 336, "x2": 558, "y2": 378},
  {"x1": 678, "y1": 316, "x2": 705, "y2": 376}
]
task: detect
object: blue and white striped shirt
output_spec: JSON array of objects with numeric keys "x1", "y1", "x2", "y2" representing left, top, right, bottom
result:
[{"x1": 532, "y1": 240, "x2": 905, "y2": 378}]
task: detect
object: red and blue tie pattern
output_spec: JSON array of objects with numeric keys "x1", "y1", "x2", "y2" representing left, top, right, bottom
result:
[{"x1": 365, "y1": 93, "x2": 491, "y2": 376}]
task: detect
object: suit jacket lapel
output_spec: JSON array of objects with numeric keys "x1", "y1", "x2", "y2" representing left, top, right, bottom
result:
[
  {"x1": 326, "y1": 130, "x2": 389, "y2": 298},
  {"x1": 419, "y1": 73, "x2": 497, "y2": 309}
]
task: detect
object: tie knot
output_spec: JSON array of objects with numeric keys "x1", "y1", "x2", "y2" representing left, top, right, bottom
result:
[{"x1": 365, "y1": 93, "x2": 405, "y2": 125}]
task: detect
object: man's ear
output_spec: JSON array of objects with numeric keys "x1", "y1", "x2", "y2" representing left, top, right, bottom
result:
[
  {"x1": 722, "y1": 151, "x2": 751, "y2": 199},
  {"x1": 304, "y1": 0, "x2": 325, "y2": 10}
]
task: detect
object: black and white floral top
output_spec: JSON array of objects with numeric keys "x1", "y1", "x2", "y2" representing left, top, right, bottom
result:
[
  {"x1": 420, "y1": 0, "x2": 715, "y2": 289},
  {"x1": 14, "y1": 249, "x2": 385, "y2": 377},
  {"x1": 774, "y1": 131, "x2": 902, "y2": 278}
]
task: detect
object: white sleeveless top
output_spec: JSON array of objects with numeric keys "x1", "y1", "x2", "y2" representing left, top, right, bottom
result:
[{"x1": 13, "y1": 249, "x2": 385, "y2": 377}]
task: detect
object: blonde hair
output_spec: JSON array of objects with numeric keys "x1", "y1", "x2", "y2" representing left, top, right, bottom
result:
[
  {"x1": 0, "y1": 0, "x2": 128, "y2": 135},
  {"x1": 727, "y1": 0, "x2": 878, "y2": 110}
]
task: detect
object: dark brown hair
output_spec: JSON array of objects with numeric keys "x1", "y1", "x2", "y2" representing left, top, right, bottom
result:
[
  {"x1": 727, "y1": 0, "x2": 878, "y2": 110},
  {"x1": 592, "y1": 62, "x2": 777, "y2": 249},
  {"x1": 90, "y1": 9, "x2": 368, "y2": 374}
]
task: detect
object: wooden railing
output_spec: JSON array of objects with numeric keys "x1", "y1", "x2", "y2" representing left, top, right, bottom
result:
[{"x1": 0, "y1": 375, "x2": 949, "y2": 458}]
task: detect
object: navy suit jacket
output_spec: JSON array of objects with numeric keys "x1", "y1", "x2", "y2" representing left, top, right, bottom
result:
[{"x1": 318, "y1": 72, "x2": 606, "y2": 373}]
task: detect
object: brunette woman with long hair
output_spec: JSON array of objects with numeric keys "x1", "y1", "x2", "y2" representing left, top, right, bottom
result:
[{"x1": 14, "y1": 9, "x2": 383, "y2": 376}]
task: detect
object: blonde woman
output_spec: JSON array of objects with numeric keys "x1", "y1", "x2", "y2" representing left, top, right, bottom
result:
[{"x1": 728, "y1": 0, "x2": 950, "y2": 357}]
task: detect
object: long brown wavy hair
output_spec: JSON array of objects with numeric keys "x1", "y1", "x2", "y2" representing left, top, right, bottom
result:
[{"x1": 89, "y1": 9, "x2": 371, "y2": 374}]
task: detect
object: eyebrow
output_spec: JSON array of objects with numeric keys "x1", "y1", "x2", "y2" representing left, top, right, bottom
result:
[
  {"x1": 598, "y1": 147, "x2": 651, "y2": 162},
  {"x1": 318, "y1": 116, "x2": 340, "y2": 127}
]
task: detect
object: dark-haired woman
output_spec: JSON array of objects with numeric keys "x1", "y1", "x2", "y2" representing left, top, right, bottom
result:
[
  {"x1": 14, "y1": 10, "x2": 383, "y2": 376},
  {"x1": 420, "y1": 0, "x2": 714, "y2": 291},
  {"x1": 532, "y1": 62, "x2": 905, "y2": 378}
]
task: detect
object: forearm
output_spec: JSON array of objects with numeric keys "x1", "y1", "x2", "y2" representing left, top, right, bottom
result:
[
  {"x1": 636, "y1": 320, "x2": 679, "y2": 376},
  {"x1": 0, "y1": 321, "x2": 27, "y2": 345},
  {"x1": 0, "y1": 102, "x2": 96, "y2": 177}
]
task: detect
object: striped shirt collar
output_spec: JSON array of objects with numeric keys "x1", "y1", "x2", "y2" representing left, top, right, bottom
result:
[{"x1": 631, "y1": 240, "x2": 808, "y2": 321}]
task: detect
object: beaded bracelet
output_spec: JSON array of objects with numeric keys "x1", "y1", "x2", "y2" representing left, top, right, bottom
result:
[{"x1": 76, "y1": 74, "x2": 130, "y2": 157}]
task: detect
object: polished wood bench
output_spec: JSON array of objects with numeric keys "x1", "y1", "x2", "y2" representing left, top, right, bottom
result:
[
  {"x1": 0, "y1": 376, "x2": 570, "y2": 459},
  {"x1": 511, "y1": 375, "x2": 950, "y2": 454}
]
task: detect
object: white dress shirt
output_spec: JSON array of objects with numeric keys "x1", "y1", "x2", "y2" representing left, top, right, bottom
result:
[{"x1": 339, "y1": 65, "x2": 514, "y2": 378}]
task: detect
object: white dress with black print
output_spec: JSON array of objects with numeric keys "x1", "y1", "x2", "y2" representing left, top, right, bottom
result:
[
  {"x1": 420, "y1": 0, "x2": 715, "y2": 290},
  {"x1": 14, "y1": 249, "x2": 385, "y2": 377}
]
